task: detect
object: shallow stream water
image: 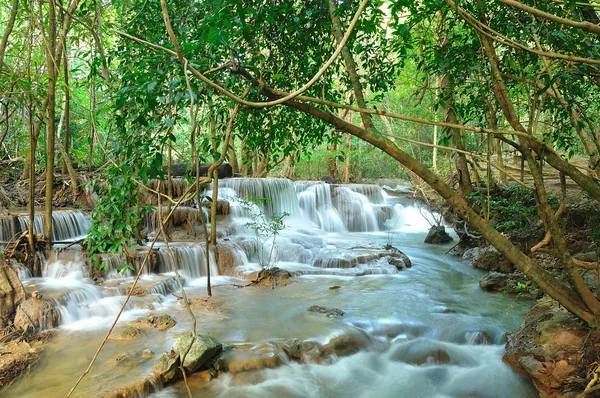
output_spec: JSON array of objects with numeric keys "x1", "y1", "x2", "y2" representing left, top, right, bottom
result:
[{"x1": 2, "y1": 180, "x2": 536, "y2": 397}]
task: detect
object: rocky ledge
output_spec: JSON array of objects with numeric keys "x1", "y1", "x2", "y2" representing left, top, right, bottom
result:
[{"x1": 503, "y1": 299, "x2": 600, "y2": 397}]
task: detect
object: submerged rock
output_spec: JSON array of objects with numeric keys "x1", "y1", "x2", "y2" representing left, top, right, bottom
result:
[
  {"x1": 109, "y1": 327, "x2": 141, "y2": 341},
  {"x1": 172, "y1": 332, "x2": 223, "y2": 373},
  {"x1": 307, "y1": 305, "x2": 344, "y2": 318},
  {"x1": 424, "y1": 226, "x2": 453, "y2": 244}
]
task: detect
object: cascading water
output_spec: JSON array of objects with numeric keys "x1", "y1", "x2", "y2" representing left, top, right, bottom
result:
[
  {"x1": 155, "y1": 244, "x2": 219, "y2": 280},
  {"x1": 2, "y1": 178, "x2": 536, "y2": 398},
  {"x1": 16, "y1": 210, "x2": 92, "y2": 241}
]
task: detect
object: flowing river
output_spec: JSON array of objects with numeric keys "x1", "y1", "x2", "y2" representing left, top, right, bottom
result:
[{"x1": 2, "y1": 179, "x2": 536, "y2": 397}]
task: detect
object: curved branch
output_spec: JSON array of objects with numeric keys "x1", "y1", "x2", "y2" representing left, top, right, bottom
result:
[
  {"x1": 158, "y1": 0, "x2": 369, "y2": 108},
  {"x1": 496, "y1": 0, "x2": 600, "y2": 36}
]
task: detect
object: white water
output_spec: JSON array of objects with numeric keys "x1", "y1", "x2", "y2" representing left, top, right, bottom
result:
[{"x1": 2, "y1": 179, "x2": 536, "y2": 397}]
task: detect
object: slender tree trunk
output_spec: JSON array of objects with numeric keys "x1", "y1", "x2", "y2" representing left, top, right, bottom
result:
[
  {"x1": 44, "y1": 0, "x2": 58, "y2": 249},
  {"x1": 62, "y1": 42, "x2": 70, "y2": 175},
  {"x1": 440, "y1": 73, "x2": 472, "y2": 197},
  {"x1": 88, "y1": 76, "x2": 96, "y2": 171},
  {"x1": 56, "y1": 102, "x2": 79, "y2": 200},
  {"x1": 326, "y1": 143, "x2": 338, "y2": 179},
  {"x1": 328, "y1": 0, "x2": 375, "y2": 132},
  {"x1": 0, "y1": 0, "x2": 19, "y2": 72}
]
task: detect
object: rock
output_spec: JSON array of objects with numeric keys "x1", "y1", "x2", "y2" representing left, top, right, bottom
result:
[
  {"x1": 172, "y1": 332, "x2": 223, "y2": 373},
  {"x1": 218, "y1": 342, "x2": 289, "y2": 374},
  {"x1": 503, "y1": 299, "x2": 587, "y2": 397},
  {"x1": 0, "y1": 261, "x2": 27, "y2": 328},
  {"x1": 14, "y1": 298, "x2": 59, "y2": 333},
  {"x1": 0, "y1": 340, "x2": 38, "y2": 389},
  {"x1": 323, "y1": 330, "x2": 376, "y2": 357},
  {"x1": 463, "y1": 245, "x2": 514, "y2": 273},
  {"x1": 142, "y1": 349, "x2": 155, "y2": 360},
  {"x1": 388, "y1": 258, "x2": 406, "y2": 270},
  {"x1": 479, "y1": 272, "x2": 508, "y2": 291},
  {"x1": 307, "y1": 305, "x2": 344, "y2": 318},
  {"x1": 465, "y1": 330, "x2": 491, "y2": 345},
  {"x1": 109, "y1": 327, "x2": 141, "y2": 341},
  {"x1": 391, "y1": 345, "x2": 451, "y2": 365},
  {"x1": 424, "y1": 226, "x2": 453, "y2": 244},
  {"x1": 152, "y1": 352, "x2": 180, "y2": 384},
  {"x1": 329, "y1": 285, "x2": 341, "y2": 290},
  {"x1": 114, "y1": 352, "x2": 131, "y2": 365},
  {"x1": 131, "y1": 317, "x2": 154, "y2": 329},
  {"x1": 153, "y1": 314, "x2": 176, "y2": 331}
]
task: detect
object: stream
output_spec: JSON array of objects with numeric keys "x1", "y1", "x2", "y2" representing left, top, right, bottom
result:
[{"x1": 2, "y1": 179, "x2": 536, "y2": 397}]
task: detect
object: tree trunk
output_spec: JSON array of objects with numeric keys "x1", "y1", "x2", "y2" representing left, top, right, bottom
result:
[
  {"x1": 62, "y1": 42, "x2": 71, "y2": 175},
  {"x1": 274, "y1": 94, "x2": 595, "y2": 323},
  {"x1": 44, "y1": 0, "x2": 58, "y2": 249},
  {"x1": 56, "y1": 98, "x2": 79, "y2": 200},
  {"x1": 0, "y1": 0, "x2": 19, "y2": 73}
]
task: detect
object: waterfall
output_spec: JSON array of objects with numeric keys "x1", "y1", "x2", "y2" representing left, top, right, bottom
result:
[
  {"x1": 216, "y1": 178, "x2": 301, "y2": 218},
  {"x1": 16, "y1": 210, "x2": 91, "y2": 241},
  {"x1": 296, "y1": 181, "x2": 346, "y2": 232},
  {"x1": 0, "y1": 215, "x2": 18, "y2": 242},
  {"x1": 155, "y1": 244, "x2": 219, "y2": 279}
]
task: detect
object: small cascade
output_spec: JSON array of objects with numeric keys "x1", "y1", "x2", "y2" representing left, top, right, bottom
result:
[
  {"x1": 336, "y1": 183, "x2": 385, "y2": 204},
  {"x1": 155, "y1": 244, "x2": 219, "y2": 279},
  {"x1": 0, "y1": 215, "x2": 18, "y2": 242},
  {"x1": 295, "y1": 181, "x2": 346, "y2": 232},
  {"x1": 16, "y1": 210, "x2": 91, "y2": 241},
  {"x1": 332, "y1": 187, "x2": 379, "y2": 232},
  {"x1": 216, "y1": 178, "x2": 301, "y2": 218}
]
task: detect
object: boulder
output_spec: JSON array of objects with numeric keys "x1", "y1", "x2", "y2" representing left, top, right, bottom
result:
[
  {"x1": 172, "y1": 332, "x2": 222, "y2": 373},
  {"x1": 463, "y1": 245, "x2": 514, "y2": 273},
  {"x1": 152, "y1": 352, "x2": 180, "y2": 384},
  {"x1": 153, "y1": 314, "x2": 176, "y2": 331},
  {"x1": 424, "y1": 226, "x2": 453, "y2": 244},
  {"x1": 307, "y1": 305, "x2": 344, "y2": 318},
  {"x1": 503, "y1": 299, "x2": 589, "y2": 397},
  {"x1": 142, "y1": 349, "x2": 155, "y2": 360},
  {"x1": 479, "y1": 272, "x2": 508, "y2": 291},
  {"x1": 0, "y1": 261, "x2": 26, "y2": 328},
  {"x1": 14, "y1": 298, "x2": 59, "y2": 333}
]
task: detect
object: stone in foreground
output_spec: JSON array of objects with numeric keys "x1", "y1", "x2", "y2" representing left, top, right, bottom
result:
[{"x1": 172, "y1": 332, "x2": 223, "y2": 373}]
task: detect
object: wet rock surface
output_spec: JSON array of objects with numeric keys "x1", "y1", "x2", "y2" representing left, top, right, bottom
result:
[
  {"x1": 153, "y1": 351, "x2": 180, "y2": 384},
  {"x1": 503, "y1": 299, "x2": 599, "y2": 397},
  {"x1": 172, "y1": 332, "x2": 223, "y2": 373},
  {"x1": 463, "y1": 245, "x2": 514, "y2": 273},
  {"x1": 307, "y1": 305, "x2": 345, "y2": 318},
  {"x1": 14, "y1": 298, "x2": 60, "y2": 333},
  {"x1": 109, "y1": 327, "x2": 141, "y2": 341},
  {"x1": 0, "y1": 262, "x2": 26, "y2": 329},
  {"x1": 0, "y1": 340, "x2": 38, "y2": 388},
  {"x1": 424, "y1": 225, "x2": 453, "y2": 244},
  {"x1": 152, "y1": 314, "x2": 176, "y2": 331}
]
